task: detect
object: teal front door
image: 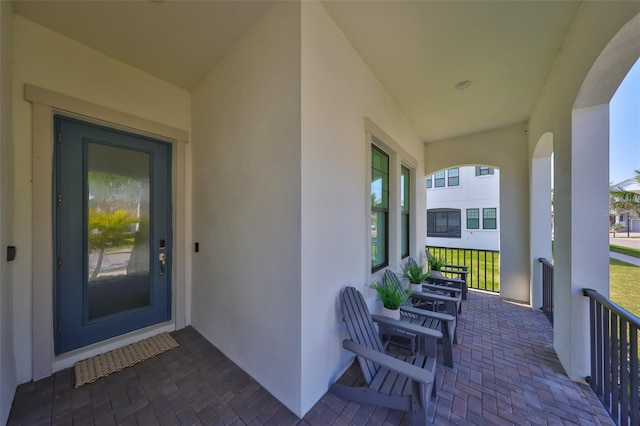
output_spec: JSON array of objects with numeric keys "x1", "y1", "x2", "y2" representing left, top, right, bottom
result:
[{"x1": 54, "y1": 116, "x2": 172, "y2": 354}]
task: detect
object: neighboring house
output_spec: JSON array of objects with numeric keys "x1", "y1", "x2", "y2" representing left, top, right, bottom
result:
[
  {"x1": 610, "y1": 178, "x2": 640, "y2": 232},
  {"x1": 426, "y1": 166, "x2": 500, "y2": 250}
]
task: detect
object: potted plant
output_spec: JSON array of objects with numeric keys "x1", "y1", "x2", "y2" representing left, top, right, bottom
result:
[
  {"x1": 403, "y1": 262, "x2": 429, "y2": 292},
  {"x1": 373, "y1": 278, "x2": 413, "y2": 320},
  {"x1": 427, "y1": 255, "x2": 446, "y2": 279}
]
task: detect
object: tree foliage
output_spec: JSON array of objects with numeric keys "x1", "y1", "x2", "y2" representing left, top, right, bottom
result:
[
  {"x1": 610, "y1": 169, "x2": 640, "y2": 217},
  {"x1": 88, "y1": 209, "x2": 137, "y2": 280}
]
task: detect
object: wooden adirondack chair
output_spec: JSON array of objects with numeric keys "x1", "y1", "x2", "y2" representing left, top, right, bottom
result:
[
  {"x1": 330, "y1": 286, "x2": 438, "y2": 425},
  {"x1": 385, "y1": 269, "x2": 457, "y2": 368},
  {"x1": 425, "y1": 251, "x2": 468, "y2": 299}
]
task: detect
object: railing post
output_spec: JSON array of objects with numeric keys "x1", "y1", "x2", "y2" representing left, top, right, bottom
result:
[
  {"x1": 539, "y1": 258, "x2": 553, "y2": 325},
  {"x1": 426, "y1": 245, "x2": 499, "y2": 294},
  {"x1": 583, "y1": 288, "x2": 640, "y2": 425}
]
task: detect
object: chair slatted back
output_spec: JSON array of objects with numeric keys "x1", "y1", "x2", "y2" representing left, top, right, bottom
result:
[
  {"x1": 384, "y1": 269, "x2": 422, "y2": 321},
  {"x1": 384, "y1": 269, "x2": 413, "y2": 308},
  {"x1": 408, "y1": 256, "x2": 420, "y2": 270},
  {"x1": 341, "y1": 287, "x2": 384, "y2": 383}
]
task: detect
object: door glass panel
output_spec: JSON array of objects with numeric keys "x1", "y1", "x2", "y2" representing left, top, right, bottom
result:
[{"x1": 87, "y1": 142, "x2": 151, "y2": 320}]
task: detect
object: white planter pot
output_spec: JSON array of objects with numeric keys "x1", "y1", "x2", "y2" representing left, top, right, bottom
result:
[
  {"x1": 430, "y1": 270, "x2": 443, "y2": 279},
  {"x1": 409, "y1": 283, "x2": 423, "y2": 293},
  {"x1": 381, "y1": 306, "x2": 401, "y2": 320}
]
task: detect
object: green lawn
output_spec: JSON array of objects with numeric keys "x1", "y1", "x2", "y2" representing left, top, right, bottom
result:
[
  {"x1": 611, "y1": 244, "x2": 640, "y2": 259},
  {"x1": 610, "y1": 258, "x2": 640, "y2": 317},
  {"x1": 426, "y1": 246, "x2": 638, "y2": 299},
  {"x1": 427, "y1": 247, "x2": 500, "y2": 292},
  {"x1": 609, "y1": 258, "x2": 640, "y2": 362}
]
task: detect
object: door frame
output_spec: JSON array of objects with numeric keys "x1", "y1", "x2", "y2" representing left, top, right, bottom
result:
[{"x1": 26, "y1": 84, "x2": 189, "y2": 380}]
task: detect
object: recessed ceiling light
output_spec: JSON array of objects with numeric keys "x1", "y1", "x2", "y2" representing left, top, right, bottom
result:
[{"x1": 455, "y1": 80, "x2": 471, "y2": 90}]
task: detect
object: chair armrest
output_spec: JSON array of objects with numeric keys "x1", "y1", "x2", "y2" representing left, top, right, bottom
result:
[
  {"x1": 411, "y1": 290, "x2": 459, "y2": 304},
  {"x1": 443, "y1": 264, "x2": 468, "y2": 272},
  {"x1": 371, "y1": 314, "x2": 443, "y2": 340},
  {"x1": 422, "y1": 283, "x2": 462, "y2": 295},
  {"x1": 400, "y1": 305, "x2": 455, "y2": 322},
  {"x1": 441, "y1": 268, "x2": 468, "y2": 278},
  {"x1": 342, "y1": 340, "x2": 434, "y2": 384},
  {"x1": 427, "y1": 276, "x2": 465, "y2": 286}
]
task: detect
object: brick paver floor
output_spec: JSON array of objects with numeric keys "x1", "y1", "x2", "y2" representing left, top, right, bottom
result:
[{"x1": 8, "y1": 291, "x2": 614, "y2": 425}]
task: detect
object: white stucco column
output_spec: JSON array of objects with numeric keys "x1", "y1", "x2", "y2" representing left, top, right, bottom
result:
[
  {"x1": 555, "y1": 104, "x2": 610, "y2": 381},
  {"x1": 530, "y1": 153, "x2": 553, "y2": 309}
]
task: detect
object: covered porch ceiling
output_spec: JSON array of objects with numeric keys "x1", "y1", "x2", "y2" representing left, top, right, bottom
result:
[{"x1": 13, "y1": 0, "x2": 581, "y2": 143}]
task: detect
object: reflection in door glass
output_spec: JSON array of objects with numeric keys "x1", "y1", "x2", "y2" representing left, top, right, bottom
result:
[{"x1": 87, "y1": 142, "x2": 151, "y2": 320}]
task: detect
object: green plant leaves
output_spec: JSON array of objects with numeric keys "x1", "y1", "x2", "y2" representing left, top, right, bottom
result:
[
  {"x1": 373, "y1": 277, "x2": 413, "y2": 310},
  {"x1": 403, "y1": 262, "x2": 429, "y2": 284}
]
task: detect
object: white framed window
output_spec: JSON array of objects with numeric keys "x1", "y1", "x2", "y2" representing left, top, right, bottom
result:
[
  {"x1": 467, "y1": 208, "x2": 479, "y2": 229},
  {"x1": 365, "y1": 119, "x2": 418, "y2": 277},
  {"x1": 427, "y1": 208, "x2": 461, "y2": 238},
  {"x1": 448, "y1": 168, "x2": 459, "y2": 186},
  {"x1": 371, "y1": 145, "x2": 389, "y2": 272},
  {"x1": 475, "y1": 166, "x2": 494, "y2": 176},
  {"x1": 483, "y1": 208, "x2": 497, "y2": 229},
  {"x1": 400, "y1": 165, "x2": 410, "y2": 258}
]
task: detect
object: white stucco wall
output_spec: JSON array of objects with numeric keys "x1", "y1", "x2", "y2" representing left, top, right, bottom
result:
[
  {"x1": 300, "y1": 0, "x2": 426, "y2": 415},
  {"x1": 0, "y1": 3, "x2": 16, "y2": 424},
  {"x1": 427, "y1": 166, "x2": 500, "y2": 251},
  {"x1": 190, "y1": 1, "x2": 303, "y2": 417},
  {"x1": 425, "y1": 123, "x2": 530, "y2": 303},
  {"x1": 528, "y1": 3, "x2": 640, "y2": 381},
  {"x1": 530, "y1": 133, "x2": 553, "y2": 310},
  {"x1": 11, "y1": 15, "x2": 191, "y2": 384}
]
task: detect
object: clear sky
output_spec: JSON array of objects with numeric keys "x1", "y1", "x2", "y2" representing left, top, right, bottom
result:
[{"x1": 609, "y1": 57, "x2": 640, "y2": 185}]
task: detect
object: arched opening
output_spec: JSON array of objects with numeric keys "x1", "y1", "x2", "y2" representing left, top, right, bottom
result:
[
  {"x1": 608, "y1": 58, "x2": 640, "y2": 315},
  {"x1": 426, "y1": 164, "x2": 500, "y2": 293},
  {"x1": 557, "y1": 11, "x2": 640, "y2": 383},
  {"x1": 571, "y1": 16, "x2": 640, "y2": 295}
]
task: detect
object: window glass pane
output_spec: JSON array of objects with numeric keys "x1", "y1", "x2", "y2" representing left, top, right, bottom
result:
[
  {"x1": 87, "y1": 142, "x2": 151, "y2": 320},
  {"x1": 371, "y1": 211, "x2": 387, "y2": 269},
  {"x1": 371, "y1": 145, "x2": 389, "y2": 271},
  {"x1": 483, "y1": 208, "x2": 496, "y2": 219},
  {"x1": 401, "y1": 213, "x2": 409, "y2": 258},
  {"x1": 427, "y1": 211, "x2": 436, "y2": 234},
  {"x1": 449, "y1": 211, "x2": 460, "y2": 230},
  {"x1": 401, "y1": 166, "x2": 410, "y2": 258},
  {"x1": 478, "y1": 166, "x2": 493, "y2": 176},
  {"x1": 372, "y1": 150, "x2": 380, "y2": 170},
  {"x1": 435, "y1": 211, "x2": 448, "y2": 233},
  {"x1": 448, "y1": 168, "x2": 459, "y2": 186},
  {"x1": 401, "y1": 166, "x2": 410, "y2": 211},
  {"x1": 426, "y1": 176, "x2": 432, "y2": 188},
  {"x1": 380, "y1": 157, "x2": 388, "y2": 173},
  {"x1": 371, "y1": 146, "x2": 389, "y2": 208},
  {"x1": 483, "y1": 208, "x2": 497, "y2": 229},
  {"x1": 371, "y1": 177, "x2": 382, "y2": 207},
  {"x1": 427, "y1": 209, "x2": 461, "y2": 238},
  {"x1": 434, "y1": 171, "x2": 445, "y2": 188},
  {"x1": 467, "y1": 208, "x2": 479, "y2": 229}
]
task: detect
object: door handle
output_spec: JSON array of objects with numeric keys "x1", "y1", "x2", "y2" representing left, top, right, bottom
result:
[{"x1": 159, "y1": 252, "x2": 166, "y2": 276}]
